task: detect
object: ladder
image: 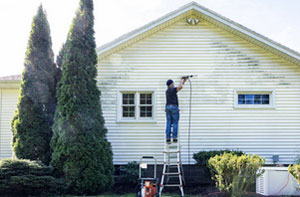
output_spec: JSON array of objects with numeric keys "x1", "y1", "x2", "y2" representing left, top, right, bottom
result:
[{"x1": 159, "y1": 138, "x2": 185, "y2": 196}]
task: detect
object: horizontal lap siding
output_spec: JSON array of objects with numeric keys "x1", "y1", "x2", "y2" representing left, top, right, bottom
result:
[
  {"x1": 0, "y1": 89, "x2": 18, "y2": 159},
  {"x1": 98, "y1": 19, "x2": 300, "y2": 164}
]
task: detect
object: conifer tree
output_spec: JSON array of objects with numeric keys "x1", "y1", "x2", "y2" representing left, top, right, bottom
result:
[
  {"x1": 50, "y1": 0, "x2": 114, "y2": 194},
  {"x1": 55, "y1": 43, "x2": 65, "y2": 80},
  {"x1": 11, "y1": 5, "x2": 57, "y2": 165}
]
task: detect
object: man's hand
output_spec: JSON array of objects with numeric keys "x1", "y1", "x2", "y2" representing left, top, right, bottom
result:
[{"x1": 177, "y1": 78, "x2": 186, "y2": 91}]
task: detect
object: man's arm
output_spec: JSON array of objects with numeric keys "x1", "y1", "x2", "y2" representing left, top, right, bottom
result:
[{"x1": 177, "y1": 78, "x2": 187, "y2": 92}]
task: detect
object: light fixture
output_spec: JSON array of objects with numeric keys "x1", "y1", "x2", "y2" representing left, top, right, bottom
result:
[{"x1": 186, "y1": 17, "x2": 200, "y2": 25}]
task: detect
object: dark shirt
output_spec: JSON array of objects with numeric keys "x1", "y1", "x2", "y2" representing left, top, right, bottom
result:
[{"x1": 166, "y1": 87, "x2": 179, "y2": 107}]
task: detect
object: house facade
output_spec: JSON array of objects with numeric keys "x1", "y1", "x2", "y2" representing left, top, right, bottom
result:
[{"x1": 1, "y1": 2, "x2": 300, "y2": 164}]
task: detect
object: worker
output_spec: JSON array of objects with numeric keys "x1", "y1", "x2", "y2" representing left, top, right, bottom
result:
[{"x1": 165, "y1": 77, "x2": 186, "y2": 143}]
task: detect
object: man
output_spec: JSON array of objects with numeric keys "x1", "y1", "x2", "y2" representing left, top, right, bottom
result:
[{"x1": 165, "y1": 77, "x2": 186, "y2": 143}]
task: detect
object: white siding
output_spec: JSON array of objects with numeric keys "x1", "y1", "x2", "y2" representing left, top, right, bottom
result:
[
  {"x1": 0, "y1": 89, "x2": 18, "y2": 159},
  {"x1": 98, "y1": 19, "x2": 300, "y2": 164}
]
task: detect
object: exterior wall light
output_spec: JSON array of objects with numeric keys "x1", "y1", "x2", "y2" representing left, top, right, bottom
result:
[{"x1": 186, "y1": 17, "x2": 200, "y2": 25}]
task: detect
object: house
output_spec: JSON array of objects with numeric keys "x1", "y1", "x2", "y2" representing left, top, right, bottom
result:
[{"x1": 1, "y1": 2, "x2": 300, "y2": 165}]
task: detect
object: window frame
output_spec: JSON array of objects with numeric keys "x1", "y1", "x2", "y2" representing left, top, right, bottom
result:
[
  {"x1": 233, "y1": 89, "x2": 276, "y2": 109},
  {"x1": 117, "y1": 90, "x2": 157, "y2": 123}
]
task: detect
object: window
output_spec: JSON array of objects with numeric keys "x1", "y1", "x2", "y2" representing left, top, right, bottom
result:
[
  {"x1": 140, "y1": 93, "x2": 152, "y2": 117},
  {"x1": 238, "y1": 94, "x2": 269, "y2": 105},
  {"x1": 122, "y1": 93, "x2": 135, "y2": 117},
  {"x1": 234, "y1": 90, "x2": 275, "y2": 109},
  {"x1": 118, "y1": 90, "x2": 156, "y2": 122}
]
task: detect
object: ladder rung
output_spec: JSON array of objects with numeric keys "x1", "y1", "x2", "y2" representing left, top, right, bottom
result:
[
  {"x1": 164, "y1": 161, "x2": 179, "y2": 164},
  {"x1": 163, "y1": 172, "x2": 181, "y2": 175},
  {"x1": 163, "y1": 151, "x2": 180, "y2": 153},
  {"x1": 164, "y1": 184, "x2": 182, "y2": 187}
]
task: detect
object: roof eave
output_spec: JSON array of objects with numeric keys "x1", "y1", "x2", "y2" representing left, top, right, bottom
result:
[{"x1": 0, "y1": 80, "x2": 21, "y2": 89}]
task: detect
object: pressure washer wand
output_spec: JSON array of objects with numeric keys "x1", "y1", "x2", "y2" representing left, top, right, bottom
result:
[{"x1": 181, "y1": 75, "x2": 197, "y2": 80}]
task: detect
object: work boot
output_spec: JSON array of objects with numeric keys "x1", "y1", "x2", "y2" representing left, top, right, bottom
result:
[
  {"x1": 173, "y1": 138, "x2": 177, "y2": 143},
  {"x1": 166, "y1": 139, "x2": 171, "y2": 144}
]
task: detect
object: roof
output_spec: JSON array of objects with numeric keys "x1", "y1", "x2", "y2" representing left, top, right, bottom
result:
[
  {"x1": 0, "y1": 74, "x2": 21, "y2": 81},
  {"x1": 97, "y1": 1, "x2": 300, "y2": 66}
]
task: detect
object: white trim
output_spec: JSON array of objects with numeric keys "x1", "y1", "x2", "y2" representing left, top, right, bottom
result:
[
  {"x1": 117, "y1": 89, "x2": 157, "y2": 123},
  {"x1": 233, "y1": 89, "x2": 276, "y2": 109}
]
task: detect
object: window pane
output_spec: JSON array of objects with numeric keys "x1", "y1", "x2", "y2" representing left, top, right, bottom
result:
[
  {"x1": 254, "y1": 95, "x2": 261, "y2": 104},
  {"x1": 140, "y1": 93, "x2": 152, "y2": 105},
  {"x1": 123, "y1": 106, "x2": 135, "y2": 117},
  {"x1": 123, "y1": 93, "x2": 134, "y2": 105},
  {"x1": 238, "y1": 93, "x2": 270, "y2": 105},
  {"x1": 245, "y1": 94, "x2": 254, "y2": 104},
  {"x1": 146, "y1": 94, "x2": 152, "y2": 104},
  {"x1": 262, "y1": 94, "x2": 269, "y2": 99},
  {"x1": 140, "y1": 106, "x2": 152, "y2": 117},
  {"x1": 238, "y1": 94, "x2": 245, "y2": 104},
  {"x1": 262, "y1": 100, "x2": 269, "y2": 104}
]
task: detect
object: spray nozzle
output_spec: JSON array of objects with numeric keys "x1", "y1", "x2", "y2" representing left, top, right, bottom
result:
[{"x1": 181, "y1": 75, "x2": 196, "y2": 80}]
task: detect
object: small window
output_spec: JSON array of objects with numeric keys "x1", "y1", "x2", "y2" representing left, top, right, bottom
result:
[
  {"x1": 238, "y1": 94, "x2": 270, "y2": 105},
  {"x1": 118, "y1": 91, "x2": 156, "y2": 122},
  {"x1": 234, "y1": 90, "x2": 275, "y2": 109}
]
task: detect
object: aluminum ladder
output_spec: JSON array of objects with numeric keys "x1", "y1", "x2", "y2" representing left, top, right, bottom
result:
[{"x1": 159, "y1": 138, "x2": 185, "y2": 196}]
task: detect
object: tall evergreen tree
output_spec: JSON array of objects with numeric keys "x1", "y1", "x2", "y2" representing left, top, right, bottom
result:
[
  {"x1": 50, "y1": 0, "x2": 114, "y2": 194},
  {"x1": 55, "y1": 43, "x2": 65, "y2": 81},
  {"x1": 11, "y1": 5, "x2": 57, "y2": 165}
]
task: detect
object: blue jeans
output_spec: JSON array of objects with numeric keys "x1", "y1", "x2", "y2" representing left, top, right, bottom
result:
[{"x1": 165, "y1": 105, "x2": 179, "y2": 139}]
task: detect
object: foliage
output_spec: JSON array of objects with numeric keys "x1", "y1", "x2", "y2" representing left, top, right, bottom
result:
[
  {"x1": 193, "y1": 150, "x2": 244, "y2": 169},
  {"x1": 11, "y1": 5, "x2": 57, "y2": 165},
  {"x1": 0, "y1": 159, "x2": 65, "y2": 196},
  {"x1": 55, "y1": 43, "x2": 65, "y2": 81},
  {"x1": 193, "y1": 149, "x2": 244, "y2": 183},
  {"x1": 288, "y1": 164, "x2": 300, "y2": 185},
  {"x1": 50, "y1": 0, "x2": 114, "y2": 194},
  {"x1": 114, "y1": 162, "x2": 139, "y2": 193},
  {"x1": 208, "y1": 153, "x2": 264, "y2": 195}
]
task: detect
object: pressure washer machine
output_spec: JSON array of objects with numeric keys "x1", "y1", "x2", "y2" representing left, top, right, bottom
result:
[{"x1": 137, "y1": 156, "x2": 160, "y2": 197}]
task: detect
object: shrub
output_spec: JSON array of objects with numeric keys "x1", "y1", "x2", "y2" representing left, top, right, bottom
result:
[
  {"x1": 208, "y1": 153, "x2": 264, "y2": 195},
  {"x1": 193, "y1": 150, "x2": 244, "y2": 183},
  {"x1": 114, "y1": 161, "x2": 139, "y2": 193},
  {"x1": 288, "y1": 164, "x2": 300, "y2": 185},
  {"x1": 193, "y1": 150, "x2": 244, "y2": 169},
  {"x1": 0, "y1": 159, "x2": 66, "y2": 196}
]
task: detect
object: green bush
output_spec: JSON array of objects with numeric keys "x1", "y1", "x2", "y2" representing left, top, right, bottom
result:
[
  {"x1": 193, "y1": 150, "x2": 244, "y2": 169},
  {"x1": 288, "y1": 164, "x2": 300, "y2": 185},
  {"x1": 0, "y1": 159, "x2": 66, "y2": 196},
  {"x1": 208, "y1": 153, "x2": 264, "y2": 195},
  {"x1": 114, "y1": 162, "x2": 139, "y2": 193},
  {"x1": 193, "y1": 150, "x2": 244, "y2": 184}
]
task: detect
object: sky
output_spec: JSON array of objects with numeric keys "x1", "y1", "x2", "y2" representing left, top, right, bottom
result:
[{"x1": 0, "y1": 0, "x2": 299, "y2": 77}]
